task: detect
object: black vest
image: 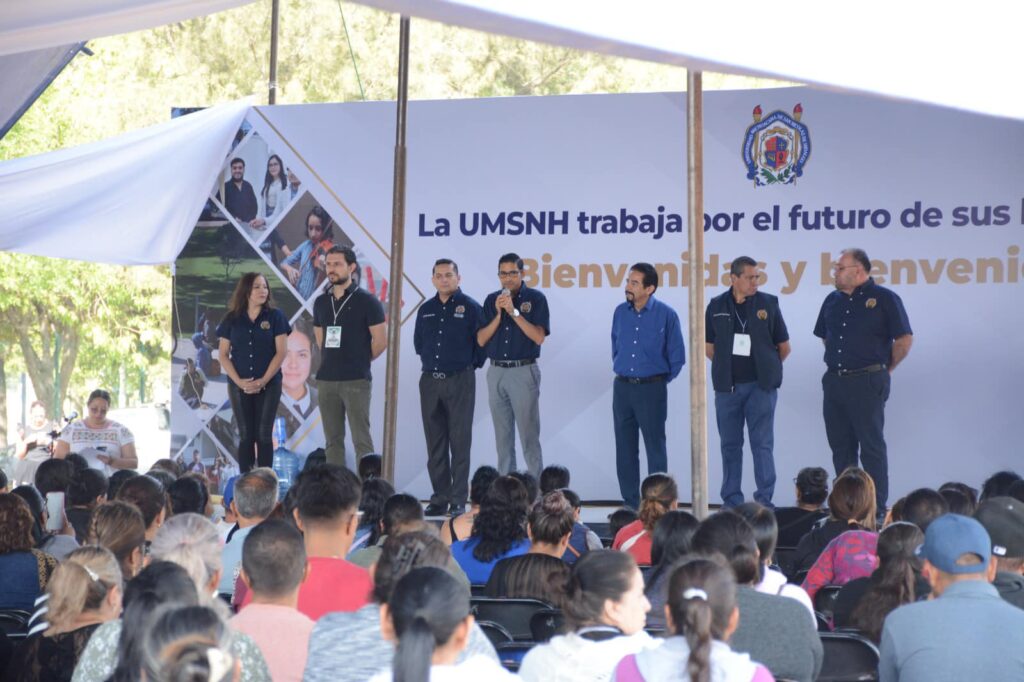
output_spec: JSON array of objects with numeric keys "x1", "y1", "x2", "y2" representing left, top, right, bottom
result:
[{"x1": 707, "y1": 289, "x2": 784, "y2": 392}]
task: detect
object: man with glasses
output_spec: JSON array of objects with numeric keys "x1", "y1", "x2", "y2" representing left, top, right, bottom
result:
[
  {"x1": 414, "y1": 258, "x2": 484, "y2": 517},
  {"x1": 706, "y1": 256, "x2": 791, "y2": 508},
  {"x1": 814, "y1": 248, "x2": 913, "y2": 513},
  {"x1": 478, "y1": 253, "x2": 550, "y2": 476}
]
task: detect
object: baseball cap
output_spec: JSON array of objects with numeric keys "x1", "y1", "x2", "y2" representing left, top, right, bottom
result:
[
  {"x1": 915, "y1": 513, "x2": 991, "y2": 574},
  {"x1": 223, "y1": 475, "x2": 239, "y2": 508},
  {"x1": 974, "y1": 497, "x2": 1024, "y2": 559}
]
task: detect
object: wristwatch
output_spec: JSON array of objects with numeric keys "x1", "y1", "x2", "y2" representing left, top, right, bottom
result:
[{"x1": 512, "y1": 308, "x2": 521, "y2": 318}]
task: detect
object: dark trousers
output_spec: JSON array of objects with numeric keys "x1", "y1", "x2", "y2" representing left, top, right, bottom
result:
[
  {"x1": 715, "y1": 382, "x2": 778, "y2": 508},
  {"x1": 823, "y1": 370, "x2": 890, "y2": 509},
  {"x1": 227, "y1": 376, "x2": 282, "y2": 472},
  {"x1": 613, "y1": 379, "x2": 668, "y2": 509},
  {"x1": 420, "y1": 369, "x2": 476, "y2": 506}
]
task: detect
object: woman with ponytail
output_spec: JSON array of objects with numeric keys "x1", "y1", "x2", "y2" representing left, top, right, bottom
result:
[
  {"x1": 614, "y1": 558, "x2": 774, "y2": 681},
  {"x1": 519, "y1": 550, "x2": 658, "y2": 682},
  {"x1": 835, "y1": 522, "x2": 927, "y2": 640},
  {"x1": 7, "y1": 546, "x2": 122, "y2": 682},
  {"x1": 613, "y1": 474, "x2": 678, "y2": 565},
  {"x1": 87, "y1": 500, "x2": 146, "y2": 580},
  {"x1": 369, "y1": 566, "x2": 514, "y2": 682},
  {"x1": 140, "y1": 605, "x2": 238, "y2": 682}
]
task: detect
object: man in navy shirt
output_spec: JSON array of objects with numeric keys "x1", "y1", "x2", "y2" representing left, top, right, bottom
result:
[
  {"x1": 814, "y1": 248, "x2": 912, "y2": 511},
  {"x1": 611, "y1": 263, "x2": 685, "y2": 510},
  {"x1": 705, "y1": 256, "x2": 791, "y2": 508},
  {"x1": 414, "y1": 258, "x2": 485, "y2": 517},
  {"x1": 478, "y1": 253, "x2": 550, "y2": 477}
]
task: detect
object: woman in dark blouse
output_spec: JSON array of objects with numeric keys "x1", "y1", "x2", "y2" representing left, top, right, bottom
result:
[{"x1": 216, "y1": 272, "x2": 290, "y2": 471}]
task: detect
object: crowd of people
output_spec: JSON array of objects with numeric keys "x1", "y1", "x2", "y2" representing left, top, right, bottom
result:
[{"x1": 4, "y1": 436, "x2": 1024, "y2": 681}]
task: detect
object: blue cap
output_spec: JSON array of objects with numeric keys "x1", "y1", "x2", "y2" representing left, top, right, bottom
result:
[
  {"x1": 223, "y1": 475, "x2": 239, "y2": 507},
  {"x1": 915, "y1": 513, "x2": 991, "y2": 574}
]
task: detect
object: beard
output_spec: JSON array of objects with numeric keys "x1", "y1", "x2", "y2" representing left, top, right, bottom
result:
[{"x1": 328, "y1": 272, "x2": 350, "y2": 287}]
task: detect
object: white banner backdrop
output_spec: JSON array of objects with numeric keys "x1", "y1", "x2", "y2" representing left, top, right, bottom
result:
[{"x1": 171, "y1": 87, "x2": 1024, "y2": 505}]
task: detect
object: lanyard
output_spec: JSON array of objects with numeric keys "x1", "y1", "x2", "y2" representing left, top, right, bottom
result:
[
  {"x1": 734, "y1": 302, "x2": 748, "y2": 334},
  {"x1": 330, "y1": 288, "x2": 355, "y2": 325}
]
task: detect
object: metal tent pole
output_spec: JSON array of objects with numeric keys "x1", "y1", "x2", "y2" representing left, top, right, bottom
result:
[
  {"x1": 687, "y1": 71, "x2": 709, "y2": 519},
  {"x1": 268, "y1": 0, "x2": 280, "y2": 104},
  {"x1": 381, "y1": 16, "x2": 411, "y2": 484}
]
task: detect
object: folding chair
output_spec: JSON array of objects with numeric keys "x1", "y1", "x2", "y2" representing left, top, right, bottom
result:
[
  {"x1": 818, "y1": 631, "x2": 880, "y2": 682},
  {"x1": 529, "y1": 608, "x2": 565, "y2": 642},
  {"x1": 470, "y1": 597, "x2": 553, "y2": 641}
]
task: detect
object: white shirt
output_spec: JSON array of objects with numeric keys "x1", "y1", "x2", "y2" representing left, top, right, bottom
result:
[
  {"x1": 368, "y1": 654, "x2": 516, "y2": 682},
  {"x1": 519, "y1": 631, "x2": 660, "y2": 682}
]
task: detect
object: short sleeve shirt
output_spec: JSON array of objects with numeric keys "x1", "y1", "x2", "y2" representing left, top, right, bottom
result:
[
  {"x1": 58, "y1": 420, "x2": 134, "y2": 471},
  {"x1": 313, "y1": 285, "x2": 386, "y2": 381},
  {"x1": 813, "y1": 278, "x2": 912, "y2": 371},
  {"x1": 216, "y1": 307, "x2": 291, "y2": 384},
  {"x1": 481, "y1": 284, "x2": 550, "y2": 361},
  {"x1": 414, "y1": 289, "x2": 485, "y2": 372}
]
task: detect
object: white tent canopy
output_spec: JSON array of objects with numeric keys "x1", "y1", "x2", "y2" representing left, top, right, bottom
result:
[
  {"x1": 350, "y1": 0, "x2": 1024, "y2": 121},
  {"x1": 0, "y1": 100, "x2": 248, "y2": 264},
  {"x1": 0, "y1": 0, "x2": 255, "y2": 57}
]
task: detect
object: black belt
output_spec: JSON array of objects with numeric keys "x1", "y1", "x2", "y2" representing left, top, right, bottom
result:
[
  {"x1": 832, "y1": 364, "x2": 886, "y2": 377},
  {"x1": 424, "y1": 367, "x2": 471, "y2": 380},
  {"x1": 492, "y1": 358, "x2": 536, "y2": 368},
  {"x1": 615, "y1": 373, "x2": 668, "y2": 384}
]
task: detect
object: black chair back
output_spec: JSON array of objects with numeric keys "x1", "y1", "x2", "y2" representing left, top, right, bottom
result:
[
  {"x1": 529, "y1": 608, "x2": 564, "y2": 642},
  {"x1": 496, "y1": 642, "x2": 535, "y2": 672},
  {"x1": 0, "y1": 610, "x2": 31, "y2": 640},
  {"x1": 815, "y1": 585, "x2": 844, "y2": 619},
  {"x1": 818, "y1": 631, "x2": 880, "y2": 682},
  {"x1": 773, "y1": 545, "x2": 798, "y2": 579},
  {"x1": 477, "y1": 620, "x2": 514, "y2": 647},
  {"x1": 470, "y1": 597, "x2": 553, "y2": 641},
  {"x1": 469, "y1": 584, "x2": 488, "y2": 597}
]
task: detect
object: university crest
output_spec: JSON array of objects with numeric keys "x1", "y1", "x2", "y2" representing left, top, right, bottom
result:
[{"x1": 742, "y1": 104, "x2": 811, "y2": 186}]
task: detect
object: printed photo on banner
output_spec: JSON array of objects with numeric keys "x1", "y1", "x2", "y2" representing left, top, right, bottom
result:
[
  {"x1": 175, "y1": 429, "x2": 238, "y2": 495},
  {"x1": 271, "y1": 195, "x2": 352, "y2": 302},
  {"x1": 280, "y1": 313, "x2": 320, "y2": 425},
  {"x1": 171, "y1": 220, "x2": 302, "y2": 423},
  {"x1": 210, "y1": 131, "x2": 303, "y2": 247}
]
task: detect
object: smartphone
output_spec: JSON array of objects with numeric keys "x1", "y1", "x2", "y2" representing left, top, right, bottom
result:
[{"x1": 45, "y1": 492, "x2": 65, "y2": 532}]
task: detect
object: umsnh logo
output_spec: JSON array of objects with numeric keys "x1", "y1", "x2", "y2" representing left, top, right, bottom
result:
[{"x1": 742, "y1": 104, "x2": 811, "y2": 187}]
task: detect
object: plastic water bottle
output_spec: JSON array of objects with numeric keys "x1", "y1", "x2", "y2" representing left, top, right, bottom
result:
[{"x1": 271, "y1": 417, "x2": 300, "y2": 498}]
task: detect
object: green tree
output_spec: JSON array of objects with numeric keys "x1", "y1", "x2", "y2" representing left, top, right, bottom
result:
[{"x1": 0, "y1": 254, "x2": 169, "y2": 419}]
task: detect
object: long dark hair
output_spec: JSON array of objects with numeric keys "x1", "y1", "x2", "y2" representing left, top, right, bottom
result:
[
  {"x1": 261, "y1": 154, "x2": 287, "y2": 198},
  {"x1": 639, "y1": 474, "x2": 678, "y2": 532},
  {"x1": 666, "y1": 558, "x2": 738, "y2": 682},
  {"x1": 850, "y1": 522, "x2": 923, "y2": 642},
  {"x1": 470, "y1": 475, "x2": 528, "y2": 562},
  {"x1": 226, "y1": 272, "x2": 275, "y2": 321},
  {"x1": 646, "y1": 510, "x2": 699, "y2": 589},
  {"x1": 563, "y1": 549, "x2": 638, "y2": 629},
  {"x1": 389, "y1": 567, "x2": 471, "y2": 682},
  {"x1": 359, "y1": 478, "x2": 396, "y2": 547}
]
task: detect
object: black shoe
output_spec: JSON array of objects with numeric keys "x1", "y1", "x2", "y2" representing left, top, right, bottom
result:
[
  {"x1": 424, "y1": 503, "x2": 448, "y2": 517},
  {"x1": 449, "y1": 504, "x2": 466, "y2": 517}
]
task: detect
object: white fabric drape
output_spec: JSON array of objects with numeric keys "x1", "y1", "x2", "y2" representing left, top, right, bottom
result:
[
  {"x1": 0, "y1": 100, "x2": 249, "y2": 264},
  {"x1": 0, "y1": 0, "x2": 256, "y2": 57},
  {"x1": 349, "y1": 0, "x2": 1024, "y2": 121}
]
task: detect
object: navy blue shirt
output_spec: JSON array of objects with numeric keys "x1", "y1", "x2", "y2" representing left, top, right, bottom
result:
[
  {"x1": 414, "y1": 289, "x2": 485, "y2": 373},
  {"x1": 481, "y1": 284, "x2": 551, "y2": 361},
  {"x1": 611, "y1": 295, "x2": 685, "y2": 380},
  {"x1": 216, "y1": 307, "x2": 291, "y2": 385},
  {"x1": 814, "y1": 277, "x2": 912, "y2": 371}
]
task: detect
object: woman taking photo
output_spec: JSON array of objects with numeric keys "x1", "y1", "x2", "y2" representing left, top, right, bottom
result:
[
  {"x1": 518, "y1": 550, "x2": 657, "y2": 682},
  {"x1": 14, "y1": 401, "x2": 56, "y2": 486},
  {"x1": 217, "y1": 272, "x2": 290, "y2": 471},
  {"x1": 54, "y1": 390, "x2": 137, "y2": 472}
]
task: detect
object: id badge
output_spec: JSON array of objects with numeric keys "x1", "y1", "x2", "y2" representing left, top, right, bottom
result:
[
  {"x1": 325, "y1": 326, "x2": 342, "y2": 348},
  {"x1": 732, "y1": 333, "x2": 751, "y2": 357}
]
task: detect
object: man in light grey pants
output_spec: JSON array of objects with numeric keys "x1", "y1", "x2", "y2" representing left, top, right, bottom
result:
[{"x1": 477, "y1": 253, "x2": 550, "y2": 476}]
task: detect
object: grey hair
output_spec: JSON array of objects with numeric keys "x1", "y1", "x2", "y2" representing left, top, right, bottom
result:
[
  {"x1": 150, "y1": 513, "x2": 222, "y2": 599},
  {"x1": 233, "y1": 468, "x2": 279, "y2": 519}
]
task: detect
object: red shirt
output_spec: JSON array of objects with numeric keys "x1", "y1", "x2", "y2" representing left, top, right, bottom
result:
[
  {"x1": 612, "y1": 519, "x2": 653, "y2": 565},
  {"x1": 237, "y1": 557, "x2": 373, "y2": 620}
]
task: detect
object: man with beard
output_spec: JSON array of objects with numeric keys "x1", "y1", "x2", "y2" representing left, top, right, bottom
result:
[
  {"x1": 610, "y1": 262, "x2": 685, "y2": 510},
  {"x1": 814, "y1": 248, "x2": 912, "y2": 513},
  {"x1": 313, "y1": 246, "x2": 387, "y2": 468},
  {"x1": 221, "y1": 157, "x2": 258, "y2": 223}
]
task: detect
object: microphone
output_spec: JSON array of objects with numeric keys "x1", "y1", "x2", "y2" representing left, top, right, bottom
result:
[
  {"x1": 500, "y1": 288, "x2": 510, "y2": 317},
  {"x1": 64, "y1": 411, "x2": 78, "y2": 423}
]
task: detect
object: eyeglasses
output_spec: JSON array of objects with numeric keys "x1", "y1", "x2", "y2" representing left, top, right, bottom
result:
[
  {"x1": 833, "y1": 265, "x2": 859, "y2": 272},
  {"x1": 498, "y1": 270, "x2": 520, "y2": 278}
]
